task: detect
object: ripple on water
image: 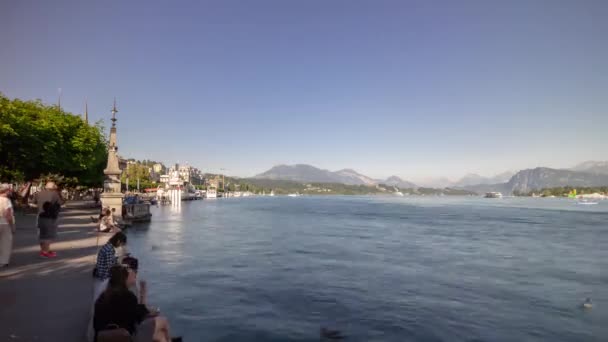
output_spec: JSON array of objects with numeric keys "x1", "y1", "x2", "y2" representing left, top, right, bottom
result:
[{"x1": 126, "y1": 198, "x2": 608, "y2": 342}]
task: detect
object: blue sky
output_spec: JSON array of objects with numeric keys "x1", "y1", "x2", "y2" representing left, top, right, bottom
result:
[{"x1": 1, "y1": 0, "x2": 607, "y2": 183}]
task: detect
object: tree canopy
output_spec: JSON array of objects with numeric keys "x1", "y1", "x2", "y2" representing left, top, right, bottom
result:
[
  {"x1": 121, "y1": 162, "x2": 158, "y2": 191},
  {"x1": 0, "y1": 93, "x2": 108, "y2": 186}
]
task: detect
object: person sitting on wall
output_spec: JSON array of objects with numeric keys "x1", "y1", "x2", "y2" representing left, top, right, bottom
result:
[
  {"x1": 99, "y1": 208, "x2": 121, "y2": 233},
  {"x1": 94, "y1": 265, "x2": 180, "y2": 342}
]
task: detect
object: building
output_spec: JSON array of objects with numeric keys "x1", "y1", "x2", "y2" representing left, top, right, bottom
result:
[
  {"x1": 205, "y1": 175, "x2": 224, "y2": 189},
  {"x1": 152, "y1": 163, "x2": 165, "y2": 174},
  {"x1": 150, "y1": 163, "x2": 166, "y2": 182},
  {"x1": 165, "y1": 163, "x2": 203, "y2": 186}
]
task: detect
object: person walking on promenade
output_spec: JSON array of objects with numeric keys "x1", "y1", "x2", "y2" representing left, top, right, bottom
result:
[
  {"x1": 93, "y1": 232, "x2": 127, "y2": 301},
  {"x1": 0, "y1": 184, "x2": 16, "y2": 268},
  {"x1": 36, "y1": 181, "x2": 62, "y2": 258}
]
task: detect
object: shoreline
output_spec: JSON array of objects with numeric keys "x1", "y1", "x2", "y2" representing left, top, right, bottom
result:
[{"x1": 0, "y1": 201, "x2": 104, "y2": 341}]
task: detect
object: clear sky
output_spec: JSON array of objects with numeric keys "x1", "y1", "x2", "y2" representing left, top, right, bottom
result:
[{"x1": 1, "y1": 0, "x2": 607, "y2": 183}]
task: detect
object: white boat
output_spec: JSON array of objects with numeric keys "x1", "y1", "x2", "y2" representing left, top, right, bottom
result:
[
  {"x1": 577, "y1": 199, "x2": 598, "y2": 205},
  {"x1": 269, "y1": 190, "x2": 275, "y2": 197},
  {"x1": 394, "y1": 191, "x2": 404, "y2": 197},
  {"x1": 287, "y1": 193, "x2": 301, "y2": 197},
  {"x1": 205, "y1": 187, "x2": 217, "y2": 199},
  {"x1": 484, "y1": 192, "x2": 503, "y2": 198}
]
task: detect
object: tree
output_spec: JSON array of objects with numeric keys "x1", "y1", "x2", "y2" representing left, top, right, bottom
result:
[
  {"x1": 0, "y1": 93, "x2": 108, "y2": 186},
  {"x1": 121, "y1": 162, "x2": 155, "y2": 191}
]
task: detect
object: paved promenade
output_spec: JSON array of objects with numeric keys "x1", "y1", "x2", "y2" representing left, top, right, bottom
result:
[{"x1": 0, "y1": 202, "x2": 104, "y2": 341}]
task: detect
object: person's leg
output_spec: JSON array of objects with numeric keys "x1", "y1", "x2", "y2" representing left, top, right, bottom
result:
[
  {"x1": 152, "y1": 316, "x2": 171, "y2": 342},
  {"x1": 92, "y1": 278, "x2": 109, "y2": 302},
  {"x1": 0, "y1": 225, "x2": 12, "y2": 265}
]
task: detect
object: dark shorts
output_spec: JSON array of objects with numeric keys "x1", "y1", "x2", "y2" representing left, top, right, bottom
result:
[{"x1": 38, "y1": 216, "x2": 58, "y2": 241}]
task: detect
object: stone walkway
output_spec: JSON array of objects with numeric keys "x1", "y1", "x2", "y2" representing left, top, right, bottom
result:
[{"x1": 0, "y1": 202, "x2": 106, "y2": 341}]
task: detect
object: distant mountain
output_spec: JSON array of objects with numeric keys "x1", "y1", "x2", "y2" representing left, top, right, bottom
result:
[
  {"x1": 416, "y1": 177, "x2": 453, "y2": 188},
  {"x1": 254, "y1": 164, "x2": 341, "y2": 183},
  {"x1": 254, "y1": 164, "x2": 380, "y2": 185},
  {"x1": 453, "y1": 171, "x2": 515, "y2": 187},
  {"x1": 453, "y1": 173, "x2": 489, "y2": 187},
  {"x1": 505, "y1": 167, "x2": 608, "y2": 193},
  {"x1": 384, "y1": 176, "x2": 417, "y2": 189},
  {"x1": 334, "y1": 169, "x2": 377, "y2": 185},
  {"x1": 491, "y1": 170, "x2": 516, "y2": 183},
  {"x1": 570, "y1": 161, "x2": 608, "y2": 175},
  {"x1": 254, "y1": 164, "x2": 418, "y2": 187}
]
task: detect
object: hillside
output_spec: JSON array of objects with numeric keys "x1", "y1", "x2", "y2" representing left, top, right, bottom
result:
[
  {"x1": 570, "y1": 161, "x2": 608, "y2": 175},
  {"x1": 453, "y1": 171, "x2": 515, "y2": 187},
  {"x1": 505, "y1": 167, "x2": 608, "y2": 194},
  {"x1": 254, "y1": 164, "x2": 341, "y2": 183},
  {"x1": 384, "y1": 176, "x2": 417, "y2": 188},
  {"x1": 254, "y1": 164, "x2": 416, "y2": 187}
]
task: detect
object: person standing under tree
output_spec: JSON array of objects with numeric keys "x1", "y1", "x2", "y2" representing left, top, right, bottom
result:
[
  {"x1": 36, "y1": 181, "x2": 63, "y2": 258},
  {"x1": 0, "y1": 184, "x2": 16, "y2": 268}
]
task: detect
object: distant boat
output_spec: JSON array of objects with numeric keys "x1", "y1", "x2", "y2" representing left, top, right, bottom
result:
[
  {"x1": 205, "y1": 187, "x2": 217, "y2": 199},
  {"x1": 287, "y1": 193, "x2": 301, "y2": 197},
  {"x1": 269, "y1": 190, "x2": 275, "y2": 197},
  {"x1": 577, "y1": 199, "x2": 598, "y2": 205},
  {"x1": 394, "y1": 191, "x2": 404, "y2": 197},
  {"x1": 484, "y1": 192, "x2": 503, "y2": 198}
]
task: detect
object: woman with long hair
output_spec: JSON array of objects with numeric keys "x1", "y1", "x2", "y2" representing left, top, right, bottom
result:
[{"x1": 94, "y1": 265, "x2": 177, "y2": 342}]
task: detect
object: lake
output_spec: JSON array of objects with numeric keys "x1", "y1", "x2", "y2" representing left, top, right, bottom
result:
[{"x1": 125, "y1": 196, "x2": 608, "y2": 341}]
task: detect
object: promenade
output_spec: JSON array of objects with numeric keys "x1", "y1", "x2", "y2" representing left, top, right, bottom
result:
[{"x1": 0, "y1": 202, "x2": 103, "y2": 341}]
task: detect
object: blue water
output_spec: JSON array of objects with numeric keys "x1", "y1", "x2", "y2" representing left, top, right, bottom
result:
[{"x1": 126, "y1": 196, "x2": 608, "y2": 341}]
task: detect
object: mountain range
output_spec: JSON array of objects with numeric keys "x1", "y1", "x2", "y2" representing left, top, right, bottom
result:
[
  {"x1": 451, "y1": 171, "x2": 515, "y2": 187},
  {"x1": 461, "y1": 161, "x2": 608, "y2": 194},
  {"x1": 254, "y1": 164, "x2": 416, "y2": 187},
  {"x1": 570, "y1": 161, "x2": 608, "y2": 175},
  {"x1": 254, "y1": 161, "x2": 608, "y2": 194}
]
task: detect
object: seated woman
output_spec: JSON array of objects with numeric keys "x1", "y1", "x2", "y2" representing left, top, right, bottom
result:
[
  {"x1": 99, "y1": 208, "x2": 121, "y2": 233},
  {"x1": 94, "y1": 265, "x2": 177, "y2": 342}
]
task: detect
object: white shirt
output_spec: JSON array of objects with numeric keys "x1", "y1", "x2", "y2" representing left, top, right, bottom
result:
[{"x1": 0, "y1": 196, "x2": 13, "y2": 225}]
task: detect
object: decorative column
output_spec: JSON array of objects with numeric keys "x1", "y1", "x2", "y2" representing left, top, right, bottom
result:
[{"x1": 100, "y1": 99, "x2": 125, "y2": 219}]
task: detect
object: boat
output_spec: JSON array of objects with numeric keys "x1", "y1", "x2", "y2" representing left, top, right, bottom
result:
[
  {"x1": 269, "y1": 190, "x2": 275, "y2": 197},
  {"x1": 484, "y1": 192, "x2": 503, "y2": 198},
  {"x1": 577, "y1": 199, "x2": 598, "y2": 205},
  {"x1": 287, "y1": 193, "x2": 301, "y2": 197},
  {"x1": 205, "y1": 186, "x2": 217, "y2": 199},
  {"x1": 394, "y1": 191, "x2": 404, "y2": 197}
]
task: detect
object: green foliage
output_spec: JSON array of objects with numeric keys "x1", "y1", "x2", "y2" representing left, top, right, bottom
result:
[
  {"x1": 0, "y1": 93, "x2": 108, "y2": 186},
  {"x1": 121, "y1": 162, "x2": 157, "y2": 191},
  {"x1": 222, "y1": 179, "x2": 477, "y2": 196}
]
